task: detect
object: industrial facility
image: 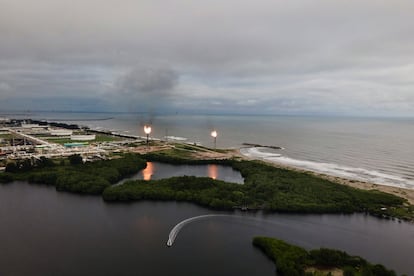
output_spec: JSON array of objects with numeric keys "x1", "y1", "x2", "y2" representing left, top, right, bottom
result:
[{"x1": 0, "y1": 118, "x2": 150, "y2": 170}]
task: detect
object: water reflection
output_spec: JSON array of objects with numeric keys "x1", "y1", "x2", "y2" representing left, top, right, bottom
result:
[
  {"x1": 208, "y1": 164, "x2": 218, "y2": 180},
  {"x1": 142, "y1": 162, "x2": 154, "y2": 180},
  {"x1": 1, "y1": 182, "x2": 414, "y2": 275},
  {"x1": 129, "y1": 162, "x2": 244, "y2": 184}
]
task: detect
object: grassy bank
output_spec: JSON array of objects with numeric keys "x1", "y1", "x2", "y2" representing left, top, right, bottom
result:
[
  {"x1": 44, "y1": 133, "x2": 122, "y2": 144},
  {"x1": 252, "y1": 236, "x2": 399, "y2": 276},
  {"x1": 144, "y1": 149, "x2": 234, "y2": 165}
]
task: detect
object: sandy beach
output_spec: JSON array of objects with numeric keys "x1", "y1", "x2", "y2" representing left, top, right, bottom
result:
[
  {"x1": 234, "y1": 149, "x2": 414, "y2": 205},
  {"x1": 265, "y1": 160, "x2": 414, "y2": 205},
  {"x1": 138, "y1": 145, "x2": 414, "y2": 205},
  {"x1": 189, "y1": 147, "x2": 414, "y2": 205}
]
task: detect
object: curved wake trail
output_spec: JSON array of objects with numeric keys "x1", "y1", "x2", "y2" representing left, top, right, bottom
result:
[
  {"x1": 166, "y1": 214, "x2": 274, "y2": 247},
  {"x1": 167, "y1": 215, "x2": 227, "y2": 246},
  {"x1": 166, "y1": 214, "x2": 356, "y2": 249}
]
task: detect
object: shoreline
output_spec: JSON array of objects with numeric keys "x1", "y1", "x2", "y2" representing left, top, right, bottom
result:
[
  {"x1": 178, "y1": 147, "x2": 414, "y2": 205},
  {"x1": 178, "y1": 148, "x2": 414, "y2": 205},
  {"x1": 3, "y1": 116, "x2": 414, "y2": 205},
  {"x1": 233, "y1": 148, "x2": 414, "y2": 205}
]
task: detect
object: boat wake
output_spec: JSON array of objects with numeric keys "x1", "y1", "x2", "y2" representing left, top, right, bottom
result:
[
  {"x1": 240, "y1": 147, "x2": 414, "y2": 189},
  {"x1": 167, "y1": 214, "x2": 278, "y2": 247},
  {"x1": 167, "y1": 215, "x2": 226, "y2": 247}
]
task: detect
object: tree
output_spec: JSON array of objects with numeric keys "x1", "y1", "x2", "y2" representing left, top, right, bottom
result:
[
  {"x1": 68, "y1": 154, "x2": 83, "y2": 165},
  {"x1": 5, "y1": 162, "x2": 17, "y2": 172}
]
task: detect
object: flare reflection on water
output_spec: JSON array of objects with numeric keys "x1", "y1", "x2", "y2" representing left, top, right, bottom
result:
[
  {"x1": 208, "y1": 164, "x2": 218, "y2": 180},
  {"x1": 142, "y1": 162, "x2": 154, "y2": 181}
]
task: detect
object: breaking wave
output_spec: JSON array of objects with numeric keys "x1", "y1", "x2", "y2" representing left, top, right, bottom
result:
[
  {"x1": 240, "y1": 147, "x2": 414, "y2": 189},
  {"x1": 164, "y1": 136, "x2": 188, "y2": 141}
]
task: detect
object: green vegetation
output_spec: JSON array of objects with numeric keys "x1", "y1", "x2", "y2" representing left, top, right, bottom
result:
[
  {"x1": 44, "y1": 133, "x2": 121, "y2": 144},
  {"x1": 144, "y1": 150, "x2": 233, "y2": 165},
  {"x1": 144, "y1": 146, "x2": 199, "y2": 160},
  {"x1": 93, "y1": 134, "x2": 123, "y2": 142},
  {"x1": 0, "y1": 173, "x2": 13, "y2": 183},
  {"x1": 68, "y1": 154, "x2": 83, "y2": 165},
  {"x1": 43, "y1": 138, "x2": 76, "y2": 144},
  {"x1": 144, "y1": 144, "x2": 236, "y2": 160},
  {"x1": 231, "y1": 161, "x2": 409, "y2": 218},
  {"x1": 105, "y1": 152, "x2": 413, "y2": 220},
  {"x1": 0, "y1": 133, "x2": 14, "y2": 139},
  {"x1": 0, "y1": 145, "x2": 410, "y2": 275},
  {"x1": 1, "y1": 154, "x2": 146, "y2": 194},
  {"x1": 5, "y1": 157, "x2": 53, "y2": 173},
  {"x1": 1, "y1": 147, "x2": 413, "y2": 220},
  {"x1": 252, "y1": 236, "x2": 398, "y2": 276},
  {"x1": 103, "y1": 176, "x2": 242, "y2": 208}
]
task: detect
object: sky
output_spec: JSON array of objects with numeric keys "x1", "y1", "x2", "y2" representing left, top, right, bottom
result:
[{"x1": 0, "y1": 0, "x2": 414, "y2": 116}]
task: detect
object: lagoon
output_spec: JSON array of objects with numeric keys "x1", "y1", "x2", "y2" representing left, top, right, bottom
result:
[
  {"x1": 120, "y1": 161, "x2": 244, "y2": 184},
  {"x1": 1, "y1": 182, "x2": 414, "y2": 275}
]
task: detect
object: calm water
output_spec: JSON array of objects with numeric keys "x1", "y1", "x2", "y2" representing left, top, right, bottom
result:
[
  {"x1": 1, "y1": 182, "x2": 414, "y2": 276},
  {"x1": 3, "y1": 112, "x2": 414, "y2": 275},
  {"x1": 121, "y1": 162, "x2": 244, "y2": 183},
  {"x1": 6, "y1": 112, "x2": 414, "y2": 189}
]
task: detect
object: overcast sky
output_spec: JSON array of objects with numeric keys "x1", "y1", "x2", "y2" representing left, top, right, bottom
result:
[{"x1": 1, "y1": 0, "x2": 413, "y2": 116}]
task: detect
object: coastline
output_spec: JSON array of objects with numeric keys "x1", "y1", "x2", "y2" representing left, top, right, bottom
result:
[
  {"x1": 235, "y1": 148, "x2": 414, "y2": 205},
  {"x1": 172, "y1": 145, "x2": 414, "y2": 205},
  {"x1": 3, "y1": 115, "x2": 413, "y2": 205}
]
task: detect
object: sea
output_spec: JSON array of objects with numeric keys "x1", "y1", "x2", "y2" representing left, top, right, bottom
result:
[
  {"x1": 3, "y1": 111, "x2": 414, "y2": 189},
  {"x1": 2, "y1": 111, "x2": 414, "y2": 275}
]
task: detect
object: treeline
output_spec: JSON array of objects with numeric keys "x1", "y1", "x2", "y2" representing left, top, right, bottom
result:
[
  {"x1": 16, "y1": 119, "x2": 80, "y2": 129},
  {"x1": 48, "y1": 122, "x2": 79, "y2": 129},
  {"x1": 231, "y1": 161, "x2": 407, "y2": 216},
  {"x1": 104, "y1": 156, "x2": 411, "y2": 220},
  {"x1": 1, "y1": 154, "x2": 146, "y2": 194},
  {"x1": 1, "y1": 150, "x2": 412, "y2": 220},
  {"x1": 143, "y1": 152, "x2": 233, "y2": 165},
  {"x1": 252, "y1": 236, "x2": 399, "y2": 276},
  {"x1": 5, "y1": 156, "x2": 56, "y2": 173},
  {"x1": 0, "y1": 173, "x2": 13, "y2": 183},
  {"x1": 103, "y1": 176, "x2": 243, "y2": 209}
]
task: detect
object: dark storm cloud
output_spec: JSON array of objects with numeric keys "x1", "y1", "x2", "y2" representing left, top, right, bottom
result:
[
  {"x1": 106, "y1": 65, "x2": 179, "y2": 112},
  {"x1": 115, "y1": 67, "x2": 178, "y2": 97},
  {"x1": 0, "y1": 0, "x2": 414, "y2": 115}
]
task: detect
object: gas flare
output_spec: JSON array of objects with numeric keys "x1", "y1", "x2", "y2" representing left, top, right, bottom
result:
[{"x1": 144, "y1": 125, "x2": 152, "y2": 135}]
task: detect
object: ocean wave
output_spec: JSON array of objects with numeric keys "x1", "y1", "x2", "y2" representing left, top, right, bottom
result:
[
  {"x1": 240, "y1": 147, "x2": 414, "y2": 189},
  {"x1": 164, "y1": 136, "x2": 188, "y2": 141},
  {"x1": 241, "y1": 147, "x2": 282, "y2": 158}
]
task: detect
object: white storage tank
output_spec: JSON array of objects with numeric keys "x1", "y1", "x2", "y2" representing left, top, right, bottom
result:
[{"x1": 70, "y1": 134, "x2": 96, "y2": 141}]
